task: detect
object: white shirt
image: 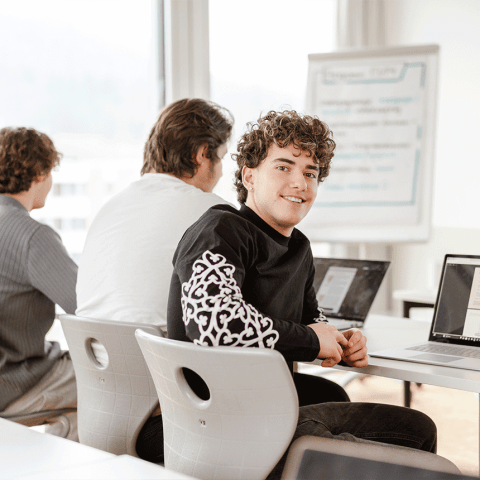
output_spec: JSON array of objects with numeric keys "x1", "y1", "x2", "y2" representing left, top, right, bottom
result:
[{"x1": 76, "y1": 174, "x2": 228, "y2": 331}]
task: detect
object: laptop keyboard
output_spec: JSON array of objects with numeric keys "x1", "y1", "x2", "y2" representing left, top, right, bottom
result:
[{"x1": 407, "y1": 343, "x2": 480, "y2": 359}]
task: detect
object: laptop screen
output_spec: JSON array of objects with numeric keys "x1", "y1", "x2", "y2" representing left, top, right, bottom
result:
[
  {"x1": 293, "y1": 449, "x2": 469, "y2": 480},
  {"x1": 430, "y1": 255, "x2": 480, "y2": 344},
  {"x1": 313, "y1": 258, "x2": 390, "y2": 321}
]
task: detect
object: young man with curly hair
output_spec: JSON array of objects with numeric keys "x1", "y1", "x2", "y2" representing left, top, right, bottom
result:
[
  {"x1": 167, "y1": 110, "x2": 438, "y2": 479},
  {"x1": 78, "y1": 100, "x2": 352, "y2": 463},
  {"x1": 0, "y1": 127, "x2": 77, "y2": 439}
]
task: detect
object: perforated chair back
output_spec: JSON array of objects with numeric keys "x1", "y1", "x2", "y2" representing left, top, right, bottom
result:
[
  {"x1": 135, "y1": 330, "x2": 299, "y2": 480},
  {"x1": 60, "y1": 314, "x2": 163, "y2": 456}
]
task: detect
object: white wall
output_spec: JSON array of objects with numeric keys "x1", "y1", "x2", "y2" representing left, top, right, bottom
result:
[
  {"x1": 385, "y1": 0, "x2": 480, "y2": 229},
  {"x1": 383, "y1": 0, "x2": 480, "y2": 314},
  {"x1": 393, "y1": 228, "x2": 480, "y2": 294}
]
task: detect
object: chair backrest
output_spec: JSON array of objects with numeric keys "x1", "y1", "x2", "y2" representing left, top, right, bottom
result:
[
  {"x1": 60, "y1": 314, "x2": 163, "y2": 456},
  {"x1": 135, "y1": 330, "x2": 299, "y2": 480}
]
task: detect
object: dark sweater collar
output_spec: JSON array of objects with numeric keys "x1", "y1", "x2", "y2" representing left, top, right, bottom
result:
[
  {"x1": 239, "y1": 205, "x2": 291, "y2": 247},
  {"x1": 0, "y1": 195, "x2": 28, "y2": 213}
]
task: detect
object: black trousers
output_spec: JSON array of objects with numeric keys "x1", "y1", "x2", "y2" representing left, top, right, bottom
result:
[
  {"x1": 135, "y1": 372, "x2": 350, "y2": 463},
  {"x1": 267, "y1": 402, "x2": 437, "y2": 480}
]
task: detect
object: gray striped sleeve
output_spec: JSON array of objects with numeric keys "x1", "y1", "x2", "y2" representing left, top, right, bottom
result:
[{"x1": 27, "y1": 224, "x2": 78, "y2": 314}]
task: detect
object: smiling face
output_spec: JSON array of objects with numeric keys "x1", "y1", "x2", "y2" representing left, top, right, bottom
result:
[{"x1": 243, "y1": 143, "x2": 319, "y2": 237}]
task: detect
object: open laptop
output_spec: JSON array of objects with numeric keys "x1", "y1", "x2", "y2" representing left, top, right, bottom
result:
[
  {"x1": 281, "y1": 436, "x2": 468, "y2": 480},
  {"x1": 313, "y1": 258, "x2": 390, "y2": 330},
  {"x1": 370, "y1": 254, "x2": 480, "y2": 371}
]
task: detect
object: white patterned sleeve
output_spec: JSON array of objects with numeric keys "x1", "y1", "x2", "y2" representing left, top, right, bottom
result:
[{"x1": 181, "y1": 250, "x2": 280, "y2": 349}]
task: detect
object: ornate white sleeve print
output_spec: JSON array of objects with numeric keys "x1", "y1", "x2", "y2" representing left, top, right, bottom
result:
[{"x1": 181, "y1": 250, "x2": 280, "y2": 349}]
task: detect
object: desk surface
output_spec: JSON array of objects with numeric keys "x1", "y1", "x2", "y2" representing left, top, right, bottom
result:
[
  {"x1": 324, "y1": 314, "x2": 480, "y2": 394},
  {"x1": 0, "y1": 419, "x2": 196, "y2": 480},
  {"x1": 16, "y1": 455, "x2": 197, "y2": 480},
  {"x1": 0, "y1": 418, "x2": 113, "y2": 479}
]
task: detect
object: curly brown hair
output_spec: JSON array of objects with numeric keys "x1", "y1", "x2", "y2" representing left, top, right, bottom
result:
[
  {"x1": 0, "y1": 127, "x2": 61, "y2": 194},
  {"x1": 233, "y1": 110, "x2": 336, "y2": 204},
  {"x1": 142, "y1": 98, "x2": 234, "y2": 177}
]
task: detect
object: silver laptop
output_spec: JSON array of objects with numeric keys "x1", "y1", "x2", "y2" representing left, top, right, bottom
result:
[
  {"x1": 313, "y1": 258, "x2": 390, "y2": 330},
  {"x1": 370, "y1": 254, "x2": 480, "y2": 371},
  {"x1": 281, "y1": 436, "x2": 469, "y2": 480}
]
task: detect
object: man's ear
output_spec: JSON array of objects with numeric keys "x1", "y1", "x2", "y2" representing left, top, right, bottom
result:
[
  {"x1": 194, "y1": 144, "x2": 209, "y2": 166},
  {"x1": 242, "y1": 165, "x2": 254, "y2": 190},
  {"x1": 31, "y1": 173, "x2": 45, "y2": 186}
]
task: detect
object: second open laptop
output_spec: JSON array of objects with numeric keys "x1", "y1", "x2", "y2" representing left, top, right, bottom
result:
[
  {"x1": 370, "y1": 254, "x2": 480, "y2": 371},
  {"x1": 281, "y1": 436, "x2": 467, "y2": 480},
  {"x1": 313, "y1": 258, "x2": 390, "y2": 331},
  {"x1": 282, "y1": 435, "x2": 466, "y2": 480}
]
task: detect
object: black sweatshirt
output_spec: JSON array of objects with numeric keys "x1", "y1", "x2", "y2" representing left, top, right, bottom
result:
[{"x1": 167, "y1": 204, "x2": 321, "y2": 372}]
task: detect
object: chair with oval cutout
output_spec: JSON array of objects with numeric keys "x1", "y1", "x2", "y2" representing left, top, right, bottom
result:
[
  {"x1": 135, "y1": 330, "x2": 299, "y2": 480},
  {"x1": 59, "y1": 314, "x2": 163, "y2": 456}
]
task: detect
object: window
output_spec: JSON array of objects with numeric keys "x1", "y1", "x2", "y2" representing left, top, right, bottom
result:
[
  {"x1": 0, "y1": 0, "x2": 162, "y2": 259},
  {"x1": 53, "y1": 184, "x2": 86, "y2": 197}
]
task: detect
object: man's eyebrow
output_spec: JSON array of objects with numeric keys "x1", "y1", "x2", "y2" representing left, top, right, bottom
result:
[{"x1": 272, "y1": 157, "x2": 320, "y2": 172}]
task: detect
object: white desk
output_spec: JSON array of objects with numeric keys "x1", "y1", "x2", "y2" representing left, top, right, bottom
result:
[
  {"x1": 338, "y1": 315, "x2": 480, "y2": 393},
  {"x1": 15, "y1": 455, "x2": 198, "y2": 480},
  {"x1": 0, "y1": 418, "x2": 113, "y2": 479},
  {"x1": 0, "y1": 418, "x2": 197, "y2": 480},
  {"x1": 322, "y1": 314, "x2": 480, "y2": 466}
]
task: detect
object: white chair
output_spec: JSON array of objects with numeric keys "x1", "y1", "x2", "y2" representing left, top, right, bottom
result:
[
  {"x1": 59, "y1": 314, "x2": 163, "y2": 456},
  {"x1": 135, "y1": 330, "x2": 299, "y2": 480}
]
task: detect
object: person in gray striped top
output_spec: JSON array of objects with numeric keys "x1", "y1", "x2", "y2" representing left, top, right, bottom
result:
[{"x1": 0, "y1": 127, "x2": 78, "y2": 440}]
